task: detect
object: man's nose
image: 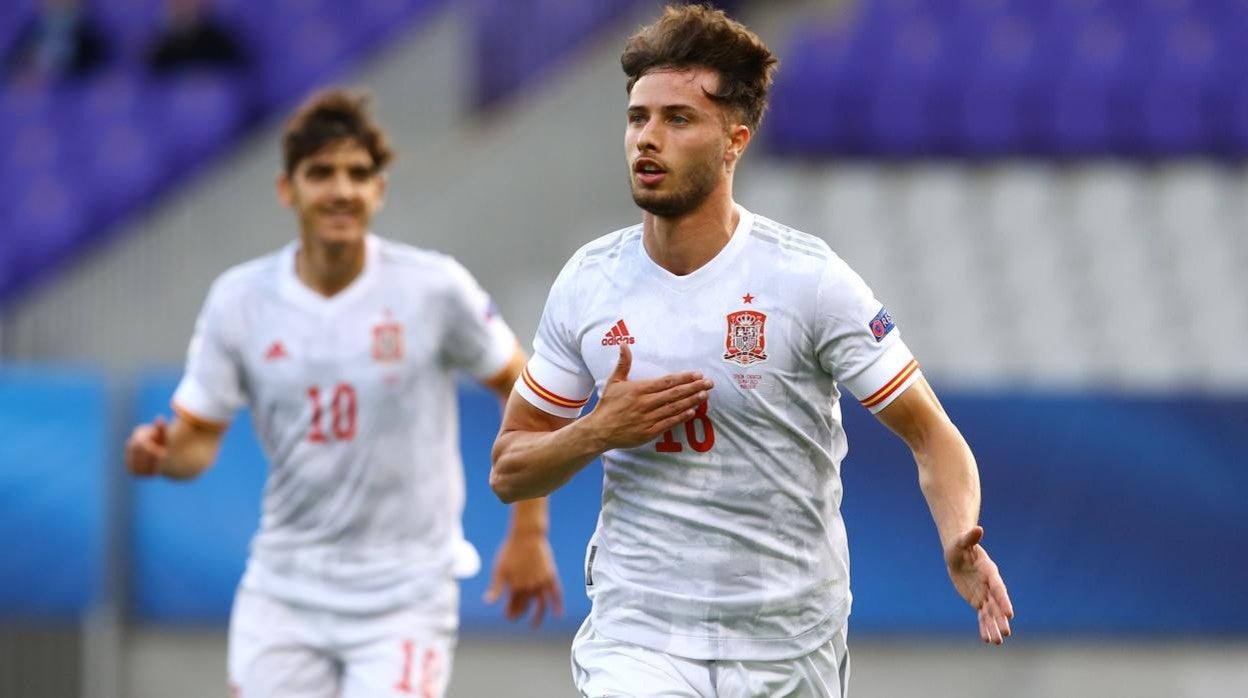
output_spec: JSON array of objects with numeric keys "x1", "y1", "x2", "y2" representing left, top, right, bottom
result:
[
  {"x1": 329, "y1": 170, "x2": 356, "y2": 197},
  {"x1": 636, "y1": 121, "x2": 661, "y2": 152}
]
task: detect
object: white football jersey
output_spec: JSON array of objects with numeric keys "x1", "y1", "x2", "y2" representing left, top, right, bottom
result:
[
  {"x1": 173, "y1": 234, "x2": 516, "y2": 614},
  {"x1": 517, "y1": 206, "x2": 920, "y2": 661}
]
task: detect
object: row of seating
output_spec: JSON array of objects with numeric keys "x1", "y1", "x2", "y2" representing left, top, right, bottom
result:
[
  {"x1": 0, "y1": 0, "x2": 448, "y2": 302},
  {"x1": 765, "y1": 0, "x2": 1248, "y2": 156}
]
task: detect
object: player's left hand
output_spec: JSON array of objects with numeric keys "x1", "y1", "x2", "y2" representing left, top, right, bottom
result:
[
  {"x1": 485, "y1": 531, "x2": 563, "y2": 628},
  {"x1": 945, "y1": 525, "x2": 1014, "y2": 645}
]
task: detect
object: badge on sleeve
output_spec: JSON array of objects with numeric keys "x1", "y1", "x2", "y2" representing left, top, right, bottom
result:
[{"x1": 869, "y1": 307, "x2": 895, "y2": 342}]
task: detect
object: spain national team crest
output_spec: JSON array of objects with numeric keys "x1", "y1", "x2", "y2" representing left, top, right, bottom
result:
[
  {"x1": 371, "y1": 321, "x2": 404, "y2": 362},
  {"x1": 723, "y1": 310, "x2": 768, "y2": 366}
]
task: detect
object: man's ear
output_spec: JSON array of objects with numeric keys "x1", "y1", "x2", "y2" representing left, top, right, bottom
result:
[
  {"x1": 725, "y1": 123, "x2": 752, "y2": 166},
  {"x1": 276, "y1": 172, "x2": 293, "y2": 208}
]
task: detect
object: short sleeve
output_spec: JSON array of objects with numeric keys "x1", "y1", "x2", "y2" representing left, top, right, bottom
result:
[
  {"x1": 440, "y1": 259, "x2": 518, "y2": 380},
  {"x1": 815, "y1": 256, "x2": 920, "y2": 414},
  {"x1": 171, "y1": 277, "x2": 247, "y2": 426},
  {"x1": 515, "y1": 258, "x2": 595, "y2": 418}
]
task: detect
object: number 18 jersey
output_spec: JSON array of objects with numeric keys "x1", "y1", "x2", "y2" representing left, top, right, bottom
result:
[
  {"x1": 516, "y1": 207, "x2": 921, "y2": 661},
  {"x1": 172, "y1": 234, "x2": 517, "y2": 615}
]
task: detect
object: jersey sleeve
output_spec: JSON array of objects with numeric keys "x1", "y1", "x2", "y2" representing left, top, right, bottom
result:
[
  {"x1": 514, "y1": 258, "x2": 595, "y2": 419},
  {"x1": 815, "y1": 256, "x2": 921, "y2": 414},
  {"x1": 171, "y1": 277, "x2": 247, "y2": 427},
  {"x1": 440, "y1": 259, "x2": 518, "y2": 381}
]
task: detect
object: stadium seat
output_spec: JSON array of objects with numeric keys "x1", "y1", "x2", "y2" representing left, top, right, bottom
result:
[
  {"x1": 1041, "y1": 16, "x2": 1133, "y2": 156},
  {"x1": 765, "y1": 17, "x2": 867, "y2": 155},
  {"x1": 150, "y1": 71, "x2": 249, "y2": 169},
  {"x1": 956, "y1": 16, "x2": 1039, "y2": 155},
  {"x1": 1133, "y1": 18, "x2": 1222, "y2": 154},
  {"x1": 10, "y1": 174, "x2": 91, "y2": 279}
]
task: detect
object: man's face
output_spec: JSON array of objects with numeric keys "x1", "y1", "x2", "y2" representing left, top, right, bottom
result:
[
  {"x1": 278, "y1": 139, "x2": 385, "y2": 246},
  {"x1": 626, "y1": 67, "x2": 732, "y2": 218}
]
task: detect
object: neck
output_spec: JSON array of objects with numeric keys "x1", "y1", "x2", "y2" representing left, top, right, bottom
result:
[
  {"x1": 642, "y1": 186, "x2": 738, "y2": 276},
  {"x1": 296, "y1": 234, "x2": 367, "y2": 297}
]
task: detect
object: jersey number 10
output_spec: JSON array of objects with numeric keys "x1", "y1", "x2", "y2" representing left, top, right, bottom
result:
[
  {"x1": 655, "y1": 401, "x2": 715, "y2": 453},
  {"x1": 307, "y1": 383, "x2": 357, "y2": 442}
]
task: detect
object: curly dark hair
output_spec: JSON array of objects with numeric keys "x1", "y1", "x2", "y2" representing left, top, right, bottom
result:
[
  {"x1": 621, "y1": 4, "x2": 779, "y2": 131},
  {"x1": 281, "y1": 88, "x2": 395, "y2": 175}
]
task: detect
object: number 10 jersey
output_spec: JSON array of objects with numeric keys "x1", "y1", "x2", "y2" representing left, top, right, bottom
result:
[
  {"x1": 172, "y1": 234, "x2": 517, "y2": 615},
  {"x1": 517, "y1": 207, "x2": 921, "y2": 661}
]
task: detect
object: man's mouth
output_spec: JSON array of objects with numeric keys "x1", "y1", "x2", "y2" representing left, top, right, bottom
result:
[{"x1": 634, "y1": 159, "x2": 666, "y2": 185}]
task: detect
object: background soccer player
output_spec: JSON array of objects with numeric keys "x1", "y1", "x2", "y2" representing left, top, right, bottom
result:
[
  {"x1": 124, "y1": 88, "x2": 562, "y2": 698},
  {"x1": 490, "y1": 5, "x2": 1013, "y2": 696}
]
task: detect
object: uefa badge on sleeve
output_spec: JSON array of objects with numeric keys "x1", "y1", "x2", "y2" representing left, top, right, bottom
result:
[
  {"x1": 723, "y1": 310, "x2": 768, "y2": 366},
  {"x1": 869, "y1": 306, "x2": 895, "y2": 343},
  {"x1": 371, "y1": 322, "x2": 405, "y2": 362}
]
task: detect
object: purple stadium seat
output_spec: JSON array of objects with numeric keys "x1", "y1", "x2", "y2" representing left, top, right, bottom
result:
[
  {"x1": 10, "y1": 174, "x2": 91, "y2": 275},
  {"x1": 867, "y1": 16, "x2": 953, "y2": 156},
  {"x1": 472, "y1": 0, "x2": 634, "y2": 107},
  {"x1": 956, "y1": 15, "x2": 1040, "y2": 155},
  {"x1": 0, "y1": 85, "x2": 58, "y2": 175},
  {"x1": 150, "y1": 71, "x2": 247, "y2": 169},
  {"x1": 6, "y1": 122, "x2": 62, "y2": 175},
  {"x1": 0, "y1": 82, "x2": 55, "y2": 124},
  {"x1": 54, "y1": 73, "x2": 149, "y2": 166},
  {"x1": 339, "y1": 0, "x2": 443, "y2": 57},
  {"x1": 248, "y1": 13, "x2": 348, "y2": 110},
  {"x1": 0, "y1": 0, "x2": 36, "y2": 59},
  {"x1": 1225, "y1": 83, "x2": 1248, "y2": 157},
  {"x1": 1134, "y1": 18, "x2": 1222, "y2": 155},
  {"x1": 77, "y1": 120, "x2": 169, "y2": 222},
  {"x1": 1040, "y1": 15, "x2": 1136, "y2": 155},
  {"x1": 765, "y1": 18, "x2": 868, "y2": 156},
  {"x1": 88, "y1": 0, "x2": 165, "y2": 65}
]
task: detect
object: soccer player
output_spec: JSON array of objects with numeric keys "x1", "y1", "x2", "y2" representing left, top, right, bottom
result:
[
  {"x1": 489, "y1": 5, "x2": 1014, "y2": 696},
  {"x1": 124, "y1": 88, "x2": 562, "y2": 698}
]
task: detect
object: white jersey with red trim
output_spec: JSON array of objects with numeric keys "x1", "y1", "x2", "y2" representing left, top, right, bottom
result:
[
  {"x1": 173, "y1": 234, "x2": 516, "y2": 615},
  {"x1": 516, "y1": 206, "x2": 920, "y2": 661}
]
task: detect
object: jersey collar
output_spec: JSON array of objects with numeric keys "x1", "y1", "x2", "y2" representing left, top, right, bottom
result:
[
  {"x1": 637, "y1": 204, "x2": 754, "y2": 292},
  {"x1": 279, "y1": 233, "x2": 381, "y2": 313}
]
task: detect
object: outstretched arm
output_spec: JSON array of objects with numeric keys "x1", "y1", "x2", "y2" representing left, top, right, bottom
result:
[{"x1": 875, "y1": 375, "x2": 1015, "y2": 644}]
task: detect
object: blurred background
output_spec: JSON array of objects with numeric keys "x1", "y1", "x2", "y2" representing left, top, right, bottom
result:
[{"x1": 1, "y1": 0, "x2": 1246, "y2": 696}]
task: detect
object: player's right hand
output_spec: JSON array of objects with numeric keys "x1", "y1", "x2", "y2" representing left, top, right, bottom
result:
[
  {"x1": 587, "y1": 343, "x2": 714, "y2": 450},
  {"x1": 125, "y1": 417, "x2": 169, "y2": 477}
]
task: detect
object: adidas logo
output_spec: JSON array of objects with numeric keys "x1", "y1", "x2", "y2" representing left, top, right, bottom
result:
[
  {"x1": 264, "y1": 340, "x2": 289, "y2": 361},
  {"x1": 601, "y1": 319, "x2": 636, "y2": 346}
]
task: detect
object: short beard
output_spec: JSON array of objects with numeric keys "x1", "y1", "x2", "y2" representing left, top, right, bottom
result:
[{"x1": 630, "y1": 151, "x2": 721, "y2": 219}]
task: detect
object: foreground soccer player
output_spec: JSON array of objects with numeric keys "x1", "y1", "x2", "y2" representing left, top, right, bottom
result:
[
  {"x1": 125, "y1": 88, "x2": 562, "y2": 698},
  {"x1": 490, "y1": 6, "x2": 1013, "y2": 696}
]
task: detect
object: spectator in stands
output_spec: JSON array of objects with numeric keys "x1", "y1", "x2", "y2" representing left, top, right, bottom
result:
[
  {"x1": 3, "y1": 0, "x2": 109, "y2": 85},
  {"x1": 146, "y1": 0, "x2": 247, "y2": 73}
]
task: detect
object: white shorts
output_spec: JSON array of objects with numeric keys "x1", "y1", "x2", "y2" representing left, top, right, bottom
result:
[
  {"x1": 227, "y1": 581, "x2": 458, "y2": 698},
  {"x1": 571, "y1": 616, "x2": 850, "y2": 698}
]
